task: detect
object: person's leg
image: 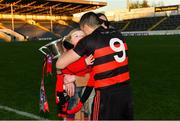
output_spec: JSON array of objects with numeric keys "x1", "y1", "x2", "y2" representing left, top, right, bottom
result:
[
  {"x1": 96, "y1": 83, "x2": 134, "y2": 120},
  {"x1": 80, "y1": 87, "x2": 94, "y2": 120},
  {"x1": 75, "y1": 87, "x2": 84, "y2": 120},
  {"x1": 91, "y1": 90, "x2": 102, "y2": 120},
  {"x1": 87, "y1": 89, "x2": 95, "y2": 117},
  {"x1": 124, "y1": 85, "x2": 134, "y2": 120},
  {"x1": 67, "y1": 88, "x2": 79, "y2": 120}
]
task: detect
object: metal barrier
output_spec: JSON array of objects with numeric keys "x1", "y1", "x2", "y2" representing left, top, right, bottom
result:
[{"x1": 122, "y1": 30, "x2": 180, "y2": 36}]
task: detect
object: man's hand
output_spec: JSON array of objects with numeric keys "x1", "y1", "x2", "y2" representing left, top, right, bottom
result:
[
  {"x1": 64, "y1": 74, "x2": 76, "y2": 84},
  {"x1": 64, "y1": 82, "x2": 75, "y2": 97}
]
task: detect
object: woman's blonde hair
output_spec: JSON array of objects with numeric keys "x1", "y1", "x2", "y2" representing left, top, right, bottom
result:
[
  {"x1": 64, "y1": 28, "x2": 81, "y2": 42},
  {"x1": 58, "y1": 28, "x2": 81, "y2": 52}
]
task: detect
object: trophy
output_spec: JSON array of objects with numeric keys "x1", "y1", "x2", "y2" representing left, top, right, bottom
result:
[
  {"x1": 39, "y1": 38, "x2": 64, "y2": 59},
  {"x1": 39, "y1": 37, "x2": 74, "y2": 59}
]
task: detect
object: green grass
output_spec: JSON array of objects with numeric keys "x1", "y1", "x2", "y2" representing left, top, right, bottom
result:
[
  {"x1": 0, "y1": 41, "x2": 59, "y2": 120},
  {"x1": 127, "y1": 35, "x2": 180, "y2": 119},
  {"x1": 0, "y1": 35, "x2": 180, "y2": 119}
]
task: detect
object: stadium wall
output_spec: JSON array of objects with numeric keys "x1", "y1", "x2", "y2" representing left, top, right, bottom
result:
[
  {"x1": 122, "y1": 30, "x2": 180, "y2": 36},
  {"x1": 106, "y1": 6, "x2": 180, "y2": 21}
]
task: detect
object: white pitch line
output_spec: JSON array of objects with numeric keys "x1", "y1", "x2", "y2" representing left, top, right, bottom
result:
[{"x1": 0, "y1": 105, "x2": 46, "y2": 120}]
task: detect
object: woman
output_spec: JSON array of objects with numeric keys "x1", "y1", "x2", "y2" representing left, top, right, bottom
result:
[
  {"x1": 55, "y1": 28, "x2": 94, "y2": 120},
  {"x1": 97, "y1": 13, "x2": 110, "y2": 29}
]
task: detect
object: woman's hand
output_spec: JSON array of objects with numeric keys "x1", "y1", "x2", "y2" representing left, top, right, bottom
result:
[
  {"x1": 64, "y1": 82, "x2": 75, "y2": 97},
  {"x1": 64, "y1": 74, "x2": 76, "y2": 84},
  {"x1": 63, "y1": 74, "x2": 76, "y2": 97},
  {"x1": 85, "y1": 54, "x2": 94, "y2": 66}
]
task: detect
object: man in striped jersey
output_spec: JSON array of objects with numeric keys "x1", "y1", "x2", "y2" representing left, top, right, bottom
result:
[{"x1": 56, "y1": 12, "x2": 133, "y2": 120}]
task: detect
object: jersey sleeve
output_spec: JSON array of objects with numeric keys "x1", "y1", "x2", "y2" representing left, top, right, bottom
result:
[
  {"x1": 87, "y1": 71, "x2": 95, "y2": 87},
  {"x1": 56, "y1": 74, "x2": 64, "y2": 92},
  {"x1": 66, "y1": 56, "x2": 87, "y2": 73},
  {"x1": 73, "y1": 36, "x2": 92, "y2": 57},
  {"x1": 73, "y1": 39, "x2": 86, "y2": 57}
]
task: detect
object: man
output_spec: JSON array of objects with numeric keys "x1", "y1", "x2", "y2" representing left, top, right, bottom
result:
[{"x1": 56, "y1": 12, "x2": 133, "y2": 120}]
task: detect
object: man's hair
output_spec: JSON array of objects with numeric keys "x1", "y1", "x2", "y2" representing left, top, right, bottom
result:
[{"x1": 79, "y1": 12, "x2": 101, "y2": 28}]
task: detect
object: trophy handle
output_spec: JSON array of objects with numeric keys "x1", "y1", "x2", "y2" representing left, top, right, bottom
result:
[
  {"x1": 38, "y1": 38, "x2": 64, "y2": 59},
  {"x1": 39, "y1": 46, "x2": 48, "y2": 56}
]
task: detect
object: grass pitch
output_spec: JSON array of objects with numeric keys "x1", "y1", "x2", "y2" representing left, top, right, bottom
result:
[{"x1": 0, "y1": 35, "x2": 180, "y2": 119}]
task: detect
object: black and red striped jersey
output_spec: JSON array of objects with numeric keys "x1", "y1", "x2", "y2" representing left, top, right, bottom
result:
[{"x1": 74, "y1": 27, "x2": 130, "y2": 88}]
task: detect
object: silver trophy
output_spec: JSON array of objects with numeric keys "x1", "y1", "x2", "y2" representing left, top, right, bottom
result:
[{"x1": 39, "y1": 38, "x2": 64, "y2": 59}]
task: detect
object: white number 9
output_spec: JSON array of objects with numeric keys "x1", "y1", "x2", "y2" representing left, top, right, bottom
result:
[{"x1": 109, "y1": 38, "x2": 126, "y2": 63}]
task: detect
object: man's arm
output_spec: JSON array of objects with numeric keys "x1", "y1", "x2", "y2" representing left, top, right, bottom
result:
[{"x1": 56, "y1": 49, "x2": 81, "y2": 69}]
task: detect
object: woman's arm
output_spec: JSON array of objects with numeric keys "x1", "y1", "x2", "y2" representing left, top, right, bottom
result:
[
  {"x1": 63, "y1": 73, "x2": 89, "y2": 86},
  {"x1": 56, "y1": 49, "x2": 81, "y2": 69}
]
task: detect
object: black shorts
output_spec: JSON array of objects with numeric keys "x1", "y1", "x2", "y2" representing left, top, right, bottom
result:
[{"x1": 91, "y1": 81, "x2": 133, "y2": 120}]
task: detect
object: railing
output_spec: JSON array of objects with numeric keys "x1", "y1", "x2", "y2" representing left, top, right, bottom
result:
[{"x1": 122, "y1": 30, "x2": 180, "y2": 36}]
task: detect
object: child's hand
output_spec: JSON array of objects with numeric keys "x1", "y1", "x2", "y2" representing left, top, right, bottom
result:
[{"x1": 85, "y1": 54, "x2": 95, "y2": 66}]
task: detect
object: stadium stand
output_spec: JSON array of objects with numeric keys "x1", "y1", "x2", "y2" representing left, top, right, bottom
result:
[
  {"x1": 0, "y1": 28, "x2": 25, "y2": 41},
  {"x1": 0, "y1": 31, "x2": 11, "y2": 42},
  {"x1": 117, "y1": 16, "x2": 165, "y2": 31},
  {"x1": 0, "y1": 19, "x2": 79, "y2": 41},
  {"x1": 53, "y1": 23, "x2": 67, "y2": 36},
  {"x1": 0, "y1": 0, "x2": 179, "y2": 41},
  {"x1": 0, "y1": 0, "x2": 106, "y2": 42},
  {"x1": 110, "y1": 14, "x2": 180, "y2": 32},
  {"x1": 111, "y1": 21, "x2": 128, "y2": 31},
  {"x1": 148, "y1": 17, "x2": 167, "y2": 31},
  {"x1": 154, "y1": 15, "x2": 180, "y2": 30},
  {"x1": 0, "y1": 20, "x2": 25, "y2": 41},
  {"x1": 14, "y1": 21, "x2": 59, "y2": 40},
  {"x1": 0, "y1": 0, "x2": 106, "y2": 16},
  {"x1": 109, "y1": 5, "x2": 180, "y2": 32}
]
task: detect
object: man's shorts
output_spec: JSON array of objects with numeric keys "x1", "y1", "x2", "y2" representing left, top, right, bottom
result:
[{"x1": 91, "y1": 81, "x2": 133, "y2": 120}]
